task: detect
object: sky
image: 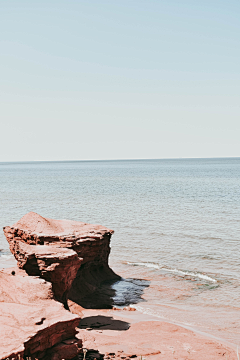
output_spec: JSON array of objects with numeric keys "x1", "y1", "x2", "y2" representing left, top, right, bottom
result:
[{"x1": 1, "y1": 0, "x2": 239, "y2": 161}]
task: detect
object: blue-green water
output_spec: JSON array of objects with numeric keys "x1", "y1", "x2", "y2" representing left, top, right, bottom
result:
[{"x1": 0, "y1": 158, "x2": 240, "y2": 343}]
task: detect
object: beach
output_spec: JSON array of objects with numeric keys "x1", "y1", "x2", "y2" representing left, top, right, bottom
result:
[{"x1": 0, "y1": 159, "x2": 240, "y2": 358}]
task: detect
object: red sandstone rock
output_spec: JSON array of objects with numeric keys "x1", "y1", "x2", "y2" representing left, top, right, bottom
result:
[
  {"x1": 3, "y1": 212, "x2": 114, "y2": 250},
  {"x1": 67, "y1": 299, "x2": 84, "y2": 317},
  {"x1": 45, "y1": 338, "x2": 82, "y2": 360},
  {"x1": 0, "y1": 268, "x2": 81, "y2": 360},
  {"x1": 6, "y1": 240, "x2": 82, "y2": 305},
  {"x1": 1, "y1": 212, "x2": 120, "y2": 359},
  {"x1": 3, "y1": 212, "x2": 120, "y2": 307}
]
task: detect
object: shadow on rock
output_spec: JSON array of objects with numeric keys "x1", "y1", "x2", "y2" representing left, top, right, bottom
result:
[{"x1": 78, "y1": 315, "x2": 130, "y2": 331}]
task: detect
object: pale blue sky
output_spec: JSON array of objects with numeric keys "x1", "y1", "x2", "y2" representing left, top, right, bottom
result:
[{"x1": 1, "y1": 0, "x2": 239, "y2": 161}]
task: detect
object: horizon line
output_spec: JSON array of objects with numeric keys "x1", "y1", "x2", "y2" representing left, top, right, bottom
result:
[{"x1": 0, "y1": 156, "x2": 240, "y2": 164}]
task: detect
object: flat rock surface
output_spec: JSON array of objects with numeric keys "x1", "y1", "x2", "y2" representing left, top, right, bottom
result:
[
  {"x1": 77, "y1": 309, "x2": 237, "y2": 360},
  {"x1": 9, "y1": 211, "x2": 113, "y2": 238}
]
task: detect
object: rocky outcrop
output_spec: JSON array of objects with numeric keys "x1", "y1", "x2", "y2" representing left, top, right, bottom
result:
[
  {"x1": 0, "y1": 267, "x2": 81, "y2": 360},
  {"x1": 1, "y1": 212, "x2": 120, "y2": 359},
  {"x1": 4, "y1": 212, "x2": 120, "y2": 307},
  {"x1": 4, "y1": 239, "x2": 82, "y2": 306}
]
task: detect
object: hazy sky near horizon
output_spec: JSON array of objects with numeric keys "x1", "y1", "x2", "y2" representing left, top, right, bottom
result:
[{"x1": 1, "y1": 0, "x2": 239, "y2": 161}]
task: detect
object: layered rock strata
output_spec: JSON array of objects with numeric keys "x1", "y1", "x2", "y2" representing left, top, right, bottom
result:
[
  {"x1": 4, "y1": 239, "x2": 82, "y2": 306},
  {"x1": 4, "y1": 212, "x2": 120, "y2": 307}
]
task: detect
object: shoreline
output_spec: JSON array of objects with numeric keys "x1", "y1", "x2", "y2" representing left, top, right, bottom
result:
[
  {"x1": 122, "y1": 306, "x2": 238, "y2": 350},
  {"x1": 1, "y1": 255, "x2": 239, "y2": 353},
  {"x1": 1, "y1": 253, "x2": 239, "y2": 354},
  {"x1": 109, "y1": 260, "x2": 240, "y2": 348},
  {"x1": 1, "y1": 211, "x2": 239, "y2": 360}
]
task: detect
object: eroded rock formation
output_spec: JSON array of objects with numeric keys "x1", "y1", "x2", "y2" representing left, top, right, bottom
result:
[
  {"x1": 1, "y1": 212, "x2": 119, "y2": 360},
  {"x1": 4, "y1": 212, "x2": 120, "y2": 307},
  {"x1": 4, "y1": 240, "x2": 82, "y2": 306}
]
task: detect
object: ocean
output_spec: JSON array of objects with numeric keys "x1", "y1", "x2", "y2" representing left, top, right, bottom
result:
[{"x1": 0, "y1": 158, "x2": 239, "y2": 345}]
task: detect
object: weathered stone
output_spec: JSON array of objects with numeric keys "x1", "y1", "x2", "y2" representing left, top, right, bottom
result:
[
  {"x1": 6, "y1": 239, "x2": 82, "y2": 305},
  {"x1": 3, "y1": 212, "x2": 120, "y2": 307},
  {"x1": 1, "y1": 212, "x2": 120, "y2": 359},
  {"x1": 44, "y1": 338, "x2": 82, "y2": 360},
  {"x1": 0, "y1": 268, "x2": 80, "y2": 360}
]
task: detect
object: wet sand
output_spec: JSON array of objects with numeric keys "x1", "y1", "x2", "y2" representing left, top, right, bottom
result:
[{"x1": 110, "y1": 262, "x2": 240, "y2": 346}]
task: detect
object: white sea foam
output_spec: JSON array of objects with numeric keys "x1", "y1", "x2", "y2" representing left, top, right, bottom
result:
[
  {"x1": 133, "y1": 304, "x2": 163, "y2": 318},
  {"x1": 126, "y1": 261, "x2": 160, "y2": 269},
  {"x1": 162, "y1": 268, "x2": 217, "y2": 283},
  {"x1": 133, "y1": 305, "x2": 175, "y2": 323},
  {"x1": 126, "y1": 261, "x2": 217, "y2": 283}
]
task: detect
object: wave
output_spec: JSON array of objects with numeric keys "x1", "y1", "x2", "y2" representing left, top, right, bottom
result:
[
  {"x1": 125, "y1": 261, "x2": 217, "y2": 283},
  {"x1": 133, "y1": 305, "x2": 196, "y2": 327},
  {"x1": 162, "y1": 267, "x2": 217, "y2": 283},
  {"x1": 133, "y1": 304, "x2": 166, "y2": 319},
  {"x1": 126, "y1": 261, "x2": 160, "y2": 269}
]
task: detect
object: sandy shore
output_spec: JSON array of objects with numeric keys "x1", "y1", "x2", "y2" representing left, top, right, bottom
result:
[
  {"x1": 75, "y1": 307, "x2": 237, "y2": 360},
  {"x1": 1, "y1": 212, "x2": 238, "y2": 359}
]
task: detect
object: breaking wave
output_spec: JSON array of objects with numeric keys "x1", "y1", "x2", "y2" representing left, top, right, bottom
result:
[{"x1": 126, "y1": 261, "x2": 217, "y2": 283}]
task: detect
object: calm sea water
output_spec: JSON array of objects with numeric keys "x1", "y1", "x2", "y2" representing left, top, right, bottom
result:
[{"x1": 0, "y1": 158, "x2": 240, "y2": 344}]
